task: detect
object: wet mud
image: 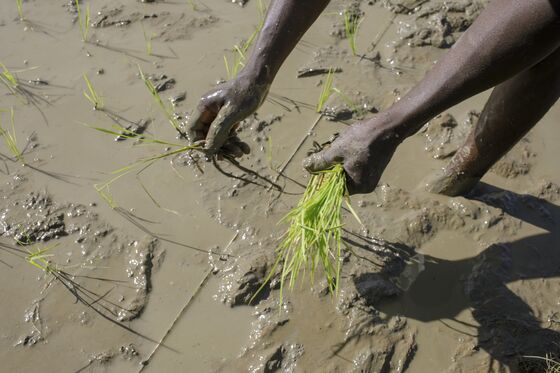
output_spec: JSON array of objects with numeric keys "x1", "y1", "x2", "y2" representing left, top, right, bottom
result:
[{"x1": 1, "y1": 0, "x2": 560, "y2": 372}]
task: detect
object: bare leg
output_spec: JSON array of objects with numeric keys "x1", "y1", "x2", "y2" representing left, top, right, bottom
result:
[{"x1": 425, "y1": 47, "x2": 560, "y2": 196}]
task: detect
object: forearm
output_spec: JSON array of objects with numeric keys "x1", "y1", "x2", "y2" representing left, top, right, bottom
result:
[
  {"x1": 384, "y1": 0, "x2": 560, "y2": 138},
  {"x1": 241, "y1": 0, "x2": 330, "y2": 84}
]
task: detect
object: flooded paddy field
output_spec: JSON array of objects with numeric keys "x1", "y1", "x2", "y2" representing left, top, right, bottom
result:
[{"x1": 1, "y1": 0, "x2": 560, "y2": 372}]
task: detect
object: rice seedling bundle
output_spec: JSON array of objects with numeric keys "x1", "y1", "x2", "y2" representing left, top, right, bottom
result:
[{"x1": 256, "y1": 164, "x2": 361, "y2": 305}]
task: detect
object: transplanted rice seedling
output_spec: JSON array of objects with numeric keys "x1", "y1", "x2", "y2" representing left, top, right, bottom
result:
[
  {"x1": 16, "y1": 0, "x2": 24, "y2": 21},
  {"x1": 0, "y1": 107, "x2": 25, "y2": 164},
  {"x1": 138, "y1": 67, "x2": 184, "y2": 136},
  {"x1": 0, "y1": 63, "x2": 19, "y2": 95},
  {"x1": 224, "y1": 45, "x2": 248, "y2": 80},
  {"x1": 0, "y1": 63, "x2": 49, "y2": 107},
  {"x1": 344, "y1": 9, "x2": 362, "y2": 56},
  {"x1": 75, "y1": 0, "x2": 90, "y2": 42},
  {"x1": 85, "y1": 121, "x2": 201, "y2": 207},
  {"x1": 223, "y1": 0, "x2": 266, "y2": 79},
  {"x1": 254, "y1": 164, "x2": 362, "y2": 306},
  {"x1": 316, "y1": 68, "x2": 335, "y2": 113},
  {"x1": 142, "y1": 24, "x2": 155, "y2": 56},
  {"x1": 187, "y1": 0, "x2": 197, "y2": 11},
  {"x1": 83, "y1": 74, "x2": 104, "y2": 110}
]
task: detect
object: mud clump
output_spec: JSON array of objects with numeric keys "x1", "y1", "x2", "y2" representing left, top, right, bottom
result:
[
  {"x1": 420, "y1": 111, "x2": 473, "y2": 159},
  {"x1": 119, "y1": 238, "x2": 162, "y2": 321},
  {"x1": 490, "y1": 140, "x2": 535, "y2": 179},
  {"x1": 257, "y1": 344, "x2": 304, "y2": 373},
  {"x1": 15, "y1": 301, "x2": 45, "y2": 348},
  {"x1": 157, "y1": 14, "x2": 220, "y2": 42},
  {"x1": 383, "y1": 0, "x2": 429, "y2": 14},
  {"x1": 396, "y1": 0, "x2": 486, "y2": 48},
  {"x1": 215, "y1": 239, "x2": 275, "y2": 307},
  {"x1": 330, "y1": 0, "x2": 363, "y2": 40},
  {"x1": 1, "y1": 192, "x2": 67, "y2": 244}
]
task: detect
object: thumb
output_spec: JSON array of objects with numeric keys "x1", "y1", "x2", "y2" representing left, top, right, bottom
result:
[
  {"x1": 204, "y1": 103, "x2": 241, "y2": 153},
  {"x1": 302, "y1": 147, "x2": 341, "y2": 173}
]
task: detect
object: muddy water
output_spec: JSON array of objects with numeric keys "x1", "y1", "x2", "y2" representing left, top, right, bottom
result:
[{"x1": 1, "y1": 0, "x2": 560, "y2": 372}]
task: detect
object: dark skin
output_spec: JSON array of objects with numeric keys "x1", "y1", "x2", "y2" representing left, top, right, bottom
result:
[{"x1": 187, "y1": 0, "x2": 560, "y2": 195}]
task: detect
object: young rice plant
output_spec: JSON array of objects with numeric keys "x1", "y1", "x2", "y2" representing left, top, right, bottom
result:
[
  {"x1": 223, "y1": 0, "x2": 266, "y2": 79},
  {"x1": 254, "y1": 164, "x2": 362, "y2": 306},
  {"x1": 75, "y1": 0, "x2": 90, "y2": 42},
  {"x1": 83, "y1": 74, "x2": 104, "y2": 110},
  {"x1": 316, "y1": 68, "x2": 335, "y2": 113},
  {"x1": 0, "y1": 107, "x2": 24, "y2": 164},
  {"x1": 138, "y1": 67, "x2": 183, "y2": 136},
  {"x1": 85, "y1": 121, "x2": 201, "y2": 208},
  {"x1": 16, "y1": 0, "x2": 24, "y2": 21},
  {"x1": 344, "y1": 9, "x2": 362, "y2": 56}
]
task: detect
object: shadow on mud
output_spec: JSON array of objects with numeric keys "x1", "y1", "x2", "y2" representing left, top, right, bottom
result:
[{"x1": 354, "y1": 183, "x2": 560, "y2": 371}]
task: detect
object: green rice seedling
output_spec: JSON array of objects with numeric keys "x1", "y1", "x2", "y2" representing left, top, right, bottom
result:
[
  {"x1": 142, "y1": 24, "x2": 155, "y2": 56},
  {"x1": 0, "y1": 64, "x2": 50, "y2": 107},
  {"x1": 224, "y1": 44, "x2": 247, "y2": 80},
  {"x1": 26, "y1": 244, "x2": 57, "y2": 273},
  {"x1": 0, "y1": 63, "x2": 19, "y2": 95},
  {"x1": 0, "y1": 108, "x2": 25, "y2": 164},
  {"x1": 138, "y1": 67, "x2": 184, "y2": 136},
  {"x1": 187, "y1": 0, "x2": 197, "y2": 11},
  {"x1": 316, "y1": 68, "x2": 334, "y2": 113},
  {"x1": 75, "y1": 0, "x2": 90, "y2": 42},
  {"x1": 253, "y1": 164, "x2": 362, "y2": 306},
  {"x1": 344, "y1": 9, "x2": 362, "y2": 56},
  {"x1": 86, "y1": 120, "x2": 201, "y2": 208},
  {"x1": 83, "y1": 74, "x2": 104, "y2": 110},
  {"x1": 16, "y1": 0, "x2": 24, "y2": 21},
  {"x1": 332, "y1": 87, "x2": 358, "y2": 113},
  {"x1": 223, "y1": 0, "x2": 266, "y2": 79}
]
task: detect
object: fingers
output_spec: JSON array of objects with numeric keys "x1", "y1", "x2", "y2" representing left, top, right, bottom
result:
[
  {"x1": 205, "y1": 103, "x2": 242, "y2": 153},
  {"x1": 185, "y1": 106, "x2": 217, "y2": 143},
  {"x1": 302, "y1": 147, "x2": 341, "y2": 173}
]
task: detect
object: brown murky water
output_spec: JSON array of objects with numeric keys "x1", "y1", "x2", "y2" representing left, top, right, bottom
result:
[{"x1": 1, "y1": 0, "x2": 560, "y2": 372}]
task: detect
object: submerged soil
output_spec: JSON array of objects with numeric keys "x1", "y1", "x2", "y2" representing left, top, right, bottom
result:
[{"x1": 1, "y1": 0, "x2": 560, "y2": 372}]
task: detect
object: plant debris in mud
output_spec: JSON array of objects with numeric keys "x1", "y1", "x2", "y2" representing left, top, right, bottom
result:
[{"x1": 254, "y1": 164, "x2": 361, "y2": 306}]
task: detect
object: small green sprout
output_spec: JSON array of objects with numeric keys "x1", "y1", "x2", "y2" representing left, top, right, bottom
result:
[
  {"x1": 16, "y1": 0, "x2": 24, "y2": 21},
  {"x1": 344, "y1": 9, "x2": 362, "y2": 56},
  {"x1": 138, "y1": 67, "x2": 183, "y2": 135},
  {"x1": 83, "y1": 74, "x2": 104, "y2": 110},
  {"x1": 142, "y1": 24, "x2": 156, "y2": 56},
  {"x1": 75, "y1": 0, "x2": 90, "y2": 42},
  {"x1": 316, "y1": 68, "x2": 335, "y2": 113},
  {"x1": 0, "y1": 107, "x2": 25, "y2": 164}
]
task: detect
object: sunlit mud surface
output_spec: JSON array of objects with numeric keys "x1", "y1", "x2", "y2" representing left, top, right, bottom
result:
[{"x1": 1, "y1": 0, "x2": 560, "y2": 372}]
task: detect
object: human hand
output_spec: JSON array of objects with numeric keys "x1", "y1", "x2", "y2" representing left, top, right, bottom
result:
[
  {"x1": 302, "y1": 118, "x2": 402, "y2": 195},
  {"x1": 186, "y1": 73, "x2": 270, "y2": 157}
]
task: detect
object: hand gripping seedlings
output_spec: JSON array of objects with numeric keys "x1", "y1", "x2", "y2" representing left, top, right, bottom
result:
[{"x1": 253, "y1": 164, "x2": 362, "y2": 306}]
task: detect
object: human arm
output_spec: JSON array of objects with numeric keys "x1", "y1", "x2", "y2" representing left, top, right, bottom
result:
[
  {"x1": 304, "y1": 0, "x2": 560, "y2": 194},
  {"x1": 187, "y1": 0, "x2": 331, "y2": 154}
]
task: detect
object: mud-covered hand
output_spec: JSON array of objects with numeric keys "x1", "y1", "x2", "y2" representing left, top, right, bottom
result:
[
  {"x1": 186, "y1": 75, "x2": 270, "y2": 156},
  {"x1": 302, "y1": 118, "x2": 402, "y2": 195}
]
